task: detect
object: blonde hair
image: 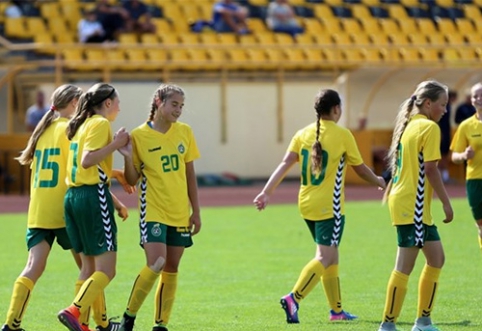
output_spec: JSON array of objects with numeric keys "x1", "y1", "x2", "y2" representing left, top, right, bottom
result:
[
  {"x1": 16, "y1": 84, "x2": 83, "y2": 165},
  {"x1": 383, "y1": 80, "x2": 447, "y2": 201},
  {"x1": 148, "y1": 83, "x2": 185, "y2": 122},
  {"x1": 67, "y1": 83, "x2": 117, "y2": 140}
]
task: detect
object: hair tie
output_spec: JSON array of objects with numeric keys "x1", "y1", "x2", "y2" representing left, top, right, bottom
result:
[
  {"x1": 50, "y1": 105, "x2": 57, "y2": 111},
  {"x1": 410, "y1": 95, "x2": 416, "y2": 101}
]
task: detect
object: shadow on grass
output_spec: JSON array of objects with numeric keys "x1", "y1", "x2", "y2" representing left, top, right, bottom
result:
[{"x1": 367, "y1": 320, "x2": 473, "y2": 327}]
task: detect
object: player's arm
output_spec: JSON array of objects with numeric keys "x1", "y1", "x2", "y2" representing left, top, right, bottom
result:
[
  {"x1": 186, "y1": 161, "x2": 201, "y2": 235},
  {"x1": 111, "y1": 191, "x2": 128, "y2": 221},
  {"x1": 425, "y1": 160, "x2": 453, "y2": 223}
]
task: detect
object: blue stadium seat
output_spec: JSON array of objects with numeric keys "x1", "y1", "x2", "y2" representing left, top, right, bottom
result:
[
  {"x1": 380, "y1": 0, "x2": 401, "y2": 3},
  {"x1": 406, "y1": 6, "x2": 431, "y2": 18},
  {"x1": 369, "y1": 6, "x2": 389, "y2": 18},
  {"x1": 293, "y1": 6, "x2": 315, "y2": 18},
  {"x1": 306, "y1": 0, "x2": 324, "y2": 3},
  {"x1": 344, "y1": 0, "x2": 362, "y2": 3},
  {"x1": 419, "y1": 0, "x2": 436, "y2": 5},
  {"x1": 430, "y1": 6, "x2": 451, "y2": 19},
  {"x1": 248, "y1": 5, "x2": 268, "y2": 19},
  {"x1": 453, "y1": 0, "x2": 472, "y2": 3},
  {"x1": 447, "y1": 7, "x2": 465, "y2": 19}
]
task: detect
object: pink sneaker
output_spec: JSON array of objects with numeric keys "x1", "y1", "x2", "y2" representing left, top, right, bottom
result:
[
  {"x1": 329, "y1": 310, "x2": 358, "y2": 321},
  {"x1": 280, "y1": 293, "x2": 299, "y2": 324}
]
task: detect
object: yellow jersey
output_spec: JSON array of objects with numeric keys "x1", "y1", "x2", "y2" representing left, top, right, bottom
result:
[
  {"x1": 450, "y1": 114, "x2": 482, "y2": 179},
  {"x1": 131, "y1": 121, "x2": 200, "y2": 227},
  {"x1": 288, "y1": 120, "x2": 363, "y2": 221},
  {"x1": 388, "y1": 114, "x2": 441, "y2": 226},
  {"x1": 28, "y1": 117, "x2": 69, "y2": 229},
  {"x1": 66, "y1": 115, "x2": 113, "y2": 186}
]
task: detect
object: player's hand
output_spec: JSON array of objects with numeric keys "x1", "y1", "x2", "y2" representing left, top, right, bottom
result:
[
  {"x1": 465, "y1": 146, "x2": 475, "y2": 160},
  {"x1": 114, "y1": 127, "x2": 129, "y2": 148},
  {"x1": 442, "y1": 203, "x2": 453, "y2": 224},
  {"x1": 253, "y1": 192, "x2": 269, "y2": 211},
  {"x1": 116, "y1": 203, "x2": 129, "y2": 221},
  {"x1": 376, "y1": 176, "x2": 386, "y2": 190},
  {"x1": 112, "y1": 169, "x2": 136, "y2": 194},
  {"x1": 189, "y1": 212, "x2": 201, "y2": 235}
]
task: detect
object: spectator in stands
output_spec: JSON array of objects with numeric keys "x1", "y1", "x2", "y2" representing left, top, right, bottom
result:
[
  {"x1": 266, "y1": 0, "x2": 304, "y2": 37},
  {"x1": 78, "y1": 10, "x2": 106, "y2": 43},
  {"x1": 123, "y1": 0, "x2": 156, "y2": 34},
  {"x1": 95, "y1": 0, "x2": 129, "y2": 41},
  {"x1": 438, "y1": 90, "x2": 457, "y2": 183},
  {"x1": 212, "y1": 0, "x2": 249, "y2": 35},
  {"x1": 25, "y1": 90, "x2": 49, "y2": 132},
  {"x1": 455, "y1": 89, "x2": 476, "y2": 125},
  {"x1": 5, "y1": 0, "x2": 23, "y2": 18}
]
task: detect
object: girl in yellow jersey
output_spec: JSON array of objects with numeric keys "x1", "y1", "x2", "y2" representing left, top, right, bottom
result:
[
  {"x1": 378, "y1": 81, "x2": 454, "y2": 331},
  {"x1": 450, "y1": 83, "x2": 482, "y2": 250},
  {"x1": 253, "y1": 89, "x2": 386, "y2": 324},
  {"x1": 57, "y1": 83, "x2": 130, "y2": 331},
  {"x1": 119, "y1": 84, "x2": 201, "y2": 331},
  {"x1": 1, "y1": 85, "x2": 82, "y2": 331}
]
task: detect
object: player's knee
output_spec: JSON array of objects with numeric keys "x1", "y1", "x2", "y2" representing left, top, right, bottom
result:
[{"x1": 150, "y1": 256, "x2": 165, "y2": 273}]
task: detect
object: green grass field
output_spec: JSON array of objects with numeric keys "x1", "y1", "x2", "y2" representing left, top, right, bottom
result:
[{"x1": 0, "y1": 198, "x2": 480, "y2": 331}]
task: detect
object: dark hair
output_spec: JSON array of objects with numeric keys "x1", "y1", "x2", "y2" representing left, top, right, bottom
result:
[
  {"x1": 148, "y1": 83, "x2": 185, "y2": 121},
  {"x1": 67, "y1": 83, "x2": 117, "y2": 140},
  {"x1": 311, "y1": 89, "x2": 341, "y2": 174},
  {"x1": 16, "y1": 84, "x2": 82, "y2": 165}
]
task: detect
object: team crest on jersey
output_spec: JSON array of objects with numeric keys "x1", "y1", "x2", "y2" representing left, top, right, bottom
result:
[
  {"x1": 178, "y1": 143, "x2": 185, "y2": 154},
  {"x1": 151, "y1": 223, "x2": 162, "y2": 237}
]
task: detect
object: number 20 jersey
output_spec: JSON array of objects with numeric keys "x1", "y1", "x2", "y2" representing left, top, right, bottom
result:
[{"x1": 131, "y1": 122, "x2": 200, "y2": 227}]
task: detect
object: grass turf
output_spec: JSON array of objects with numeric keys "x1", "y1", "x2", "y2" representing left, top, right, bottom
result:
[{"x1": 0, "y1": 198, "x2": 480, "y2": 331}]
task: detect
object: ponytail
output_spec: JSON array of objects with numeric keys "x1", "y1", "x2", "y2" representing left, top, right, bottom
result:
[{"x1": 311, "y1": 113, "x2": 323, "y2": 174}]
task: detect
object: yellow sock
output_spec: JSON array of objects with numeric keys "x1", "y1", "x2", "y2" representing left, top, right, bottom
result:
[
  {"x1": 292, "y1": 259, "x2": 325, "y2": 302},
  {"x1": 75, "y1": 280, "x2": 91, "y2": 327},
  {"x1": 74, "y1": 272, "x2": 110, "y2": 316},
  {"x1": 417, "y1": 265, "x2": 441, "y2": 318},
  {"x1": 126, "y1": 266, "x2": 160, "y2": 316},
  {"x1": 92, "y1": 291, "x2": 108, "y2": 328},
  {"x1": 155, "y1": 272, "x2": 178, "y2": 326},
  {"x1": 478, "y1": 236, "x2": 482, "y2": 250},
  {"x1": 5, "y1": 276, "x2": 34, "y2": 329},
  {"x1": 321, "y1": 265, "x2": 342, "y2": 313},
  {"x1": 382, "y1": 270, "x2": 409, "y2": 323}
]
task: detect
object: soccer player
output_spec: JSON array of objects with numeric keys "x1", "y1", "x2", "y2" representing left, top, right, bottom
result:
[
  {"x1": 450, "y1": 82, "x2": 482, "y2": 250},
  {"x1": 378, "y1": 80, "x2": 454, "y2": 331},
  {"x1": 57, "y1": 83, "x2": 130, "y2": 331},
  {"x1": 253, "y1": 88, "x2": 386, "y2": 324},
  {"x1": 119, "y1": 84, "x2": 201, "y2": 331}
]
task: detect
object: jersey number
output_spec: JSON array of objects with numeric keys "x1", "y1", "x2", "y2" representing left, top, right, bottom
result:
[
  {"x1": 392, "y1": 143, "x2": 403, "y2": 184},
  {"x1": 161, "y1": 154, "x2": 179, "y2": 172},
  {"x1": 69, "y1": 142, "x2": 79, "y2": 183},
  {"x1": 33, "y1": 148, "x2": 60, "y2": 188},
  {"x1": 300, "y1": 148, "x2": 328, "y2": 186}
]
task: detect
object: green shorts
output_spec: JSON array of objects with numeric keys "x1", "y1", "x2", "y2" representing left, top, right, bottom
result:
[
  {"x1": 140, "y1": 222, "x2": 193, "y2": 248},
  {"x1": 64, "y1": 185, "x2": 118, "y2": 256},
  {"x1": 397, "y1": 224, "x2": 440, "y2": 247},
  {"x1": 26, "y1": 228, "x2": 72, "y2": 251},
  {"x1": 466, "y1": 179, "x2": 482, "y2": 221},
  {"x1": 304, "y1": 216, "x2": 345, "y2": 246}
]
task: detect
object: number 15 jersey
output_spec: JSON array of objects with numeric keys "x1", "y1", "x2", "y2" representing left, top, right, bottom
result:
[{"x1": 131, "y1": 122, "x2": 200, "y2": 227}]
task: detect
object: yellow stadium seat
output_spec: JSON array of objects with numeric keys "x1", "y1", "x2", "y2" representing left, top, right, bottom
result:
[
  {"x1": 303, "y1": 49, "x2": 324, "y2": 68},
  {"x1": 62, "y1": 49, "x2": 83, "y2": 70},
  {"x1": 426, "y1": 33, "x2": 446, "y2": 46},
  {"x1": 26, "y1": 17, "x2": 47, "y2": 38},
  {"x1": 322, "y1": 49, "x2": 342, "y2": 67},
  {"x1": 172, "y1": 19, "x2": 190, "y2": 33},
  {"x1": 40, "y1": 2, "x2": 61, "y2": 19},
  {"x1": 351, "y1": 32, "x2": 371, "y2": 45},
  {"x1": 56, "y1": 33, "x2": 76, "y2": 44},
  {"x1": 265, "y1": 49, "x2": 285, "y2": 65},
  {"x1": 313, "y1": 5, "x2": 334, "y2": 19},
  {"x1": 296, "y1": 33, "x2": 315, "y2": 45},
  {"x1": 198, "y1": 2, "x2": 213, "y2": 21},
  {"x1": 34, "y1": 33, "x2": 56, "y2": 55},
  {"x1": 417, "y1": 19, "x2": 437, "y2": 34},
  {"x1": 226, "y1": 49, "x2": 249, "y2": 70},
  {"x1": 256, "y1": 32, "x2": 276, "y2": 45},
  {"x1": 351, "y1": 5, "x2": 372, "y2": 19},
  {"x1": 239, "y1": 34, "x2": 257, "y2": 45},
  {"x1": 275, "y1": 34, "x2": 294, "y2": 45},
  {"x1": 302, "y1": 18, "x2": 324, "y2": 34},
  {"x1": 419, "y1": 48, "x2": 439, "y2": 62},
  {"x1": 106, "y1": 50, "x2": 128, "y2": 70},
  {"x1": 456, "y1": 19, "x2": 475, "y2": 34},
  {"x1": 398, "y1": 18, "x2": 418, "y2": 34},
  {"x1": 249, "y1": 0, "x2": 269, "y2": 4},
  {"x1": 47, "y1": 18, "x2": 70, "y2": 34},
  {"x1": 152, "y1": 18, "x2": 172, "y2": 35},
  {"x1": 206, "y1": 49, "x2": 226, "y2": 69},
  {"x1": 436, "y1": 18, "x2": 456, "y2": 33},
  {"x1": 361, "y1": 19, "x2": 380, "y2": 34},
  {"x1": 245, "y1": 48, "x2": 269, "y2": 70},
  {"x1": 435, "y1": 0, "x2": 453, "y2": 5},
  {"x1": 446, "y1": 33, "x2": 465, "y2": 45},
  {"x1": 361, "y1": 48, "x2": 382, "y2": 62},
  {"x1": 321, "y1": 18, "x2": 341, "y2": 33},
  {"x1": 400, "y1": 47, "x2": 421, "y2": 62},
  {"x1": 284, "y1": 48, "x2": 306, "y2": 70},
  {"x1": 332, "y1": 32, "x2": 352, "y2": 46},
  {"x1": 343, "y1": 49, "x2": 364, "y2": 63},
  {"x1": 464, "y1": 5, "x2": 482, "y2": 20},
  {"x1": 160, "y1": 33, "x2": 179, "y2": 45},
  {"x1": 388, "y1": 5, "x2": 409, "y2": 19},
  {"x1": 60, "y1": 2, "x2": 81, "y2": 29},
  {"x1": 379, "y1": 19, "x2": 400, "y2": 34},
  {"x1": 341, "y1": 18, "x2": 362, "y2": 33},
  {"x1": 141, "y1": 33, "x2": 159, "y2": 45},
  {"x1": 370, "y1": 33, "x2": 390, "y2": 46},
  {"x1": 409, "y1": 34, "x2": 427, "y2": 45},
  {"x1": 0, "y1": 2, "x2": 8, "y2": 23},
  {"x1": 458, "y1": 48, "x2": 477, "y2": 61},
  {"x1": 182, "y1": 4, "x2": 201, "y2": 21},
  {"x1": 442, "y1": 48, "x2": 460, "y2": 61},
  {"x1": 84, "y1": 49, "x2": 107, "y2": 70},
  {"x1": 381, "y1": 48, "x2": 401, "y2": 62},
  {"x1": 5, "y1": 18, "x2": 28, "y2": 39},
  {"x1": 145, "y1": 49, "x2": 168, "y2": 71},
  {"x1": 313, "y1": 34, "x2": 334, "y2": 46},
  {"x1": 185, "y1": 49, "x2": 209, "y2": 71},
  {"x1": 466, "y1": 33, "x2": 482, "y2": 44},
  {"x1": 390, "y1": 33, "x2": 410, "y2": 46},
  {"x1": 400, "y1": 0, "x2": 420, "y2": 6},
  {"x1": 119, "y1": 33, "x2": 139, "y2": 45},
  {"x1": 473, "y1": 20, "x2": 482, "y2": 32},
  {"x1": 125, "y1": 49, "x2": 148, "y2": 70},
  {"x1": 168, "y1": 49, "x2": 190, "y2": 71},
  {"x1": 162, "y1": 3, "x2": 182, "y2": 20},
  {"x1": 178, "y1": 33, "x2": 200, "y2": 45},
  {"x1": 247, "y1": 18, "x2": 268, "y2": 33},
  {"x1": 323, "y1": 0, "x2": 343, "y2": 5},
  {"x1": 199, "y1": 33, "x2": 219, "y2": 45},
  {"x1": 217, "y1": 33, "x2": 237, "y2": 45},
  {"x1": 361, "y1": 0, "x2": 380, "y2": 5}
]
